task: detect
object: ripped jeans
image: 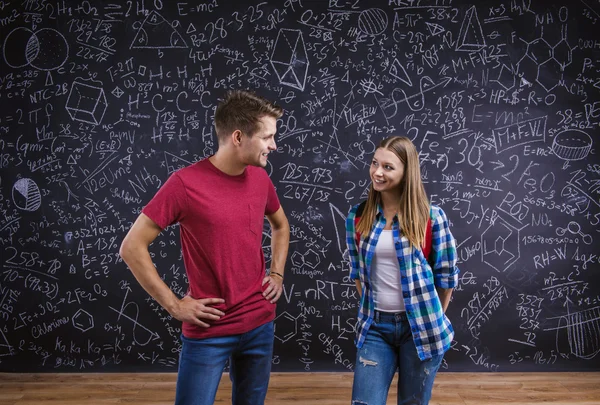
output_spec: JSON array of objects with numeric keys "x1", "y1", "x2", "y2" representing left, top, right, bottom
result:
[{"x1": 351, "y1": 311, "x2": 443, "y2": 405}]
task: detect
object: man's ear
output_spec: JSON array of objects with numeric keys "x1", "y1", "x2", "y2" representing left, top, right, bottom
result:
[{"x1": 231, "y1": 130, "x2": 243, "y2": 146}]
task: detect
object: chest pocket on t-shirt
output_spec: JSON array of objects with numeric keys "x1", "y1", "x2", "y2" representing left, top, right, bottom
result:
[{"x1": 247, "y1": 204, "x2": 262, "y2": 236}]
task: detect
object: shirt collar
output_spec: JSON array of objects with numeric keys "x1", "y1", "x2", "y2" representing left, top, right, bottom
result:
[{"x1": 375, "y1": 203, "x2": 384, "y2": 218}]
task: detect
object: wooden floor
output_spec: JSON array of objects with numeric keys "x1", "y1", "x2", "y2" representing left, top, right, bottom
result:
[{"x1": 1, "y1": 372, "x2": 599, "y2": 404}]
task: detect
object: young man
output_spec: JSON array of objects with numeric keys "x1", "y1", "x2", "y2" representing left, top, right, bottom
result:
[{"x1": 120, "y1": 90, "x2": 290, "y2": 405}]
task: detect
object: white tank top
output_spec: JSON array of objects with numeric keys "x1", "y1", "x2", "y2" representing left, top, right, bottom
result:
[{"x1": 371, "y1": 230, "x2": 405, "y2": 312}]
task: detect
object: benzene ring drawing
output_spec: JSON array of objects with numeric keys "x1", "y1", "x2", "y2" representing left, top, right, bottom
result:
[
  {"x1": 270, "y1": 29, "x2": 309, "y2": 91},
  {"x1": 3, "y1": 27, "x2": 69, "y2": 71}
]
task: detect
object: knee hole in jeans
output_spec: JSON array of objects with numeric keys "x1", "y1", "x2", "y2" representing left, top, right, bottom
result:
[{"x1": 358, "y1": 356, "x2": 377, "y2": 367}]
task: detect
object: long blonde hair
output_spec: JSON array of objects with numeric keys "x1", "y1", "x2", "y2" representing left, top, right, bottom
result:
[{"x1": 356, "y1": 136, "x2": 430, "y2": 248}]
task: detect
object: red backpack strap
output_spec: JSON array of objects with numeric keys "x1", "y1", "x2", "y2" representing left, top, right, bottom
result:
[
  {"x1": 422, "y1": 217, "x2": 432, "y2": 265},
  {"x1": 354, "y1": 202, "x2": 366, "y2": 247}
]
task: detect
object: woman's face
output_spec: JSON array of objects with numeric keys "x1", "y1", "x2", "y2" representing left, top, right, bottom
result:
[{"x1": 369, "y1": 148, "x2": 405, "y2": 194}]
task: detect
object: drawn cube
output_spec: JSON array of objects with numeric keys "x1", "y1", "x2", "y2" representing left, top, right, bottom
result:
[{"x1": 66, "y1": 81, "x2": 108, "y2": 125}]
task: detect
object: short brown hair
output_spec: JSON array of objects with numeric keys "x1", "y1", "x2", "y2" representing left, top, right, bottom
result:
[{"x1": 214, "y1": 90, "x2": 283, "y2": 142}]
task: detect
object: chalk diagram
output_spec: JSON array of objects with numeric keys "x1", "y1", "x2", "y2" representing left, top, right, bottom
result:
[
  {"x1": 517, "y1": 25, "x2": 575, "y2": 92},
  {"x1": 3, "y1": 27, "x2": 68, "y2": 70},
  {"x1": 65, "y1": 78, "x2": 108, "y2": 125},
  {"x1": 378, "y1": 76, "x2": 452, "y2": 116},
  {"x1": 72, "y1": 309, "x2": 94, "y2": 332},
  {"x1": 270, "y1": 29, "x2": 309, "y2": 91},
  {"x1": 551, "y1": 129, "x2": 592, "y2": 161},
  {"x1": 556, "y1": 222, "x2": 593, "y2": 245},
  {"x1": 130, "y1": 10, "x2": 188, "y2": 49},
  {"x1": 12, "y1": 178, "x2": 41, "y2": 211},
  {"x1": 274, "y1": 311, "x2": 299, "y2": 343},
  {"x1": 109, "y1": 287, "x2": 160, "y2": 346},
  {"x1": 329, "y1": 204, "x2": 345, "y2": 256},
  {"x1": 0, "y1": 329, "x2": 14, "y2": 357},
  {"x1": 425, "y1": 22, "x2": 445, "y2": 37},
  {"x1": 546, "y1": 302, "x2": 600, "y2": 360},
  {"x1": 261, "y1": 223, "x2": 273, "y2": 266},
  {"x1": 456, "y1": 6, "x2": 486, "y2": 52},
  {"x1": 481, "y1": 216, "x2": 526, "y2": 272},
  {"x1": 164, "y1": 151, "x2": 192, "y2": 175},
  {"x1": 389, "y1": 59, "x2": 412, "y2": 87},
  {"x1": 491, "y1": 64, "x2": 517, "y2": 91},
  {"x1": 291, "y1": 249, "x2": 321, "y2": 270},
  {"x1": 357, "y1": 8, "x2": 388, "y2": 36}
]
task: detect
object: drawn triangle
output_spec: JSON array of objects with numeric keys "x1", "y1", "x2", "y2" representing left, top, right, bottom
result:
[
  {"x1": 130, "y1": 10, "x2": 188, "y2": 49},
  {"x1": 456, "y1": 6, "x2": 486, "y2": 52},
  {"x1": 0, "y1": 329, "x2": 12, "y2": 356},
  {"x1": 389, "y1": 59, "x2": 412, "y2": 87},
  {"x1": 425, "y1": 22, "x2": 445, "y2": 37},
  {"x1": 164, "y1": 152, "x2": 192, "y2": 175},
  {"x1": 45, "y1": 71, "x2": 54, "y2": 86},
  {"x1": 329, "y1": 203, "x2": 348, "y2": 255},
  {"x1": 186, "y1": 23, "x2": 197, "y2": 34}
]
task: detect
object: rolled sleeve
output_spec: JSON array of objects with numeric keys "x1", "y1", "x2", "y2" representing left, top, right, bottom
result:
[
  {"x1": 430, "y1": 206, "x2": 459, "y2": 289},
  {"x1": 346, "y1": 205, "x2": 361, "y2": 280}
]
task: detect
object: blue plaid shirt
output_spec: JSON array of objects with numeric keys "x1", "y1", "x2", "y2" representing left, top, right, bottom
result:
[{"x1": 346, "y1": 203, "x2": 459, "y2": 361}]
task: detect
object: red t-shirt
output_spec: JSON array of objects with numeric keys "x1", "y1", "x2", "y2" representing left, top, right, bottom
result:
[{"x1": 142, "y1": 158, "x2": 281, "y2": 339}]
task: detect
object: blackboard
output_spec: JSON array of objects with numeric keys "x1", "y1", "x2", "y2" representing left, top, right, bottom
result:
[{"x1": 1, "y1": 0, "x2": 599, "y2": 372}]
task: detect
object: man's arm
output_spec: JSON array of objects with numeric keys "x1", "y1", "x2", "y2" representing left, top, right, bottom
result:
[
  {"x1": 120, "y1": 213, "x2": 224, "y2": 327},
  {"x1": 262, "y1": 206, "x2": 290, "y2": 303}
]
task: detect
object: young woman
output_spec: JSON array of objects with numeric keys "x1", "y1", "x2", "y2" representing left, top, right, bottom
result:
[{"x1": 346, "y1": 136, "x2": 459, "y2": 405}]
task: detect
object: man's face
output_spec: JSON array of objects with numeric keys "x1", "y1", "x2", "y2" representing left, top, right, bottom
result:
[{"x1": 240, "y1": 116, "x2": 277, "y2": 168}]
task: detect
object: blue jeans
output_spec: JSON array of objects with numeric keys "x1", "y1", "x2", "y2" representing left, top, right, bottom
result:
[
  {"x1": 352, "y1": 311, "x2": 443, "y2": 405},
  {"x1": 175, "y1": 321, "x2": 274, "y2": 405}
]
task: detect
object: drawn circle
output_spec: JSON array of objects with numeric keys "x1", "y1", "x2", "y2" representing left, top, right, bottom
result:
[
  {"x1": 551, "y1": 129, "x2": 592, "y2": 161},
  {"x1": 12, "y1": 178, "x2": 41, "y2": 211},
  {"x1": 566, "y1": 221, "x2": 581, "y2": 235},
  {"x1": 28, "y1": 28, "x2": 69, "y2": 70},
  {"x1": 358, "y1": 8, "x2": 388, "y2": 36},
  {"x1": 3, "y1": 27, "x2": 68, "y2": 71},
  {"x1": 3, "y1": 27, "x2": 35, "y2": 68}
]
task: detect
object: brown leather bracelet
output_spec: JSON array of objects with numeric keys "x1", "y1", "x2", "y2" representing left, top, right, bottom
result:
[{"x1": 270, "y1": 271, "x2": 284, "y2": 279}]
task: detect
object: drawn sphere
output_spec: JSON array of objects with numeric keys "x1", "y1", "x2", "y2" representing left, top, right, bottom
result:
[
  {"x1": 28, "y1": 28, "x2": 69, "y2": 70},
  {"x1": 3, "y1": 27, "x2": 68, "y2": 70},
  {"x1": 12, "y1": 178, "x2": 41, "y2": 211},
  {"x1": 358, "y1": 8, "x2": 388, "y2": 36},
  {"x1": 3, "y1": 27, "x2": 34, "y2": 68}
]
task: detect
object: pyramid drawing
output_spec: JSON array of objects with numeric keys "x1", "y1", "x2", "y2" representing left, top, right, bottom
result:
[
  {"x1": 130, "y1": 11, "x2": 188, "y2": 49},
  {"x1": 456, "y1": 6, "x2": 486, "y2": 52},
  {"x1": 270, "y1": 29, "x2": 309, "y2": 91}
]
